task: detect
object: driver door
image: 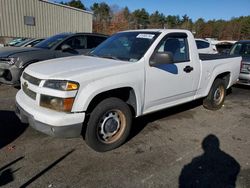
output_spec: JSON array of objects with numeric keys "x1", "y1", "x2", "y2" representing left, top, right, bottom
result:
[{"x1": 144, "y1": 33, "x2": 200, "y2": 113}]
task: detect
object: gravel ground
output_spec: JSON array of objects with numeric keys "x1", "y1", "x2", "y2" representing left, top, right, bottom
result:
[{"x1": 0, "y1": 84, "x2": 249, "y2": 188}]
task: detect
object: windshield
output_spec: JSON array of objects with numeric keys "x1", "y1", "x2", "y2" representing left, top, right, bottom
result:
[
  {"x1": 230, "y1": 42, "x2": 250, "y2": 57},
  {"x1": 34, "y1": 34, "x2": 69, "y2": 49},
  {"x1": 90, "y1": 31, "x2": 160, "y2": 62},
  {"x1": 14, "y1": 39, "x2": 33, "y2": 47}
]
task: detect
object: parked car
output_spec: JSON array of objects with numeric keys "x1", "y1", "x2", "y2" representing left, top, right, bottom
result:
[
  {"x1": 6, "y1": 38, "x2": 29, "y2": 46},
  {"x1": 230, "y1": 40, "x2": 250, "y2": 85},
  {"x1": 0, "y1": 33, "x2": 108, "y2": 85},
  {"x1": 216, "y1": 41, "x2": 235, "y2": 54},
  {"x1": 16, "y1": 29, "x2": 241, "y2": 152},
  {"x1": 14, "y1": 38, "x2": 45, "y2": 47},
  {"x1": 195, "y1": 39, "x2": 218, "y2": 54}
]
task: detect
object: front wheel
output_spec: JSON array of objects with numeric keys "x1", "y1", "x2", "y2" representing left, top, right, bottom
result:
[
  {"x1": 203, "y1": 78, "x2": 226, "y2": 110},
  {"x1": 85, "y1": 97, "x2": 132, "y2": 152}
]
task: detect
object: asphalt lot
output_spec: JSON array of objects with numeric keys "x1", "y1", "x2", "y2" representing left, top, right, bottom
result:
[{"x1": 0, "y1": 84, "x2": 249, "y2": 188}]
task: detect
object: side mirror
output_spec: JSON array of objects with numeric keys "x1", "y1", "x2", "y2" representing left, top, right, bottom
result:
[
  {"x1": 150, "y1": 52, "x2": 174, "y2": 66},
  {"x1": 61, "y1": 44, "x2": 73, "y2": 52}
]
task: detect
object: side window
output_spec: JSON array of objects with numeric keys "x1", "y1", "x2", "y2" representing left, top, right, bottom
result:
[
  {"x1": 196, "y1": 40, "x2": 210, "y2": 49},
  {"x1": 245, "y1": 44, "x2": 250, "y2": 55},
  {"x1": 87, "y1": 36, "x2": 106, "y2": 49},
  {"x1": 59, "y1": 36, "x2": 87, "y2": 50},
  {"x1": 28, "y1": 39, "x2": 43, "y2": 47},
  {"x1": 157, "y1": 36, "x2": 189, "y2": 62}
]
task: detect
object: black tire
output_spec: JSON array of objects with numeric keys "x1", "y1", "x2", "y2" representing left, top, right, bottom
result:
[
  {"x1": 85, "y1": 97, "x2": 132, "y2": 152},
  {"x1": 203, "y1": 78, "x2": 226, "y2": 110}
]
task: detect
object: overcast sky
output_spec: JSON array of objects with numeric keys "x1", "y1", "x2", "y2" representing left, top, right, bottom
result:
[{"x1": 61, "y1": 0, "x2": 250, "y2": 21}]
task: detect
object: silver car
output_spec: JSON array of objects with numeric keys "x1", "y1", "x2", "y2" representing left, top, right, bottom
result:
[{"x1": 230, "y1": 40, "x2": 250, "y2": 86}]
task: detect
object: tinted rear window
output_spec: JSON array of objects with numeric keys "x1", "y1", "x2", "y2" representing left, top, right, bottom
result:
[{"x1": 196, "y1": 40, "x2": 210, "y2": 49}]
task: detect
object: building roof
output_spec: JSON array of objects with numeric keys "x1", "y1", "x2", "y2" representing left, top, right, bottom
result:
[{"x1": 39, "y1": 0, "x2": 93, "y2": 15}]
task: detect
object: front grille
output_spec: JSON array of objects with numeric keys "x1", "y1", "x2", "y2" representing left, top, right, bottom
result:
[
  {"x1": 23, "y1": 72, "x2": 41, "y2": 86},
  {"x1": 22, "y1": 84, "x2": 36, "y2": 100}
]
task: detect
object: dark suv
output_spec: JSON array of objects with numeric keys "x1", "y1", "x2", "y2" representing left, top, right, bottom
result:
[{"x1": 0, "y1": 33, "x2": 108, "y2": 85}]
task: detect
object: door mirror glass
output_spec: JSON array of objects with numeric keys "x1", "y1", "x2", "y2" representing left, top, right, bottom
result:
[{"x1": 150, "y1": 52, "x2": 173, "y2": 66}]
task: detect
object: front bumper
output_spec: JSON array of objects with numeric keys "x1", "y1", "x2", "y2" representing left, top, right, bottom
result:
[
  {"x1": 15, "y1": 90, "x2": 85, "y2": 138},
  {"x1": 238, "y1": 72, "x2": 250, "y2": 86},
  {"x1": 0, "y1": 63, "x2": 21, "y2": 85}
]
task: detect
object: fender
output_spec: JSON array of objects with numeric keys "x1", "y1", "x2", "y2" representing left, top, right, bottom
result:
[
  {"x1": 204, "y1": 65, "x2": 232, "y2": 96},
  {"x1": 72, "y1": 69, "x2": 144, "y2": 117}
]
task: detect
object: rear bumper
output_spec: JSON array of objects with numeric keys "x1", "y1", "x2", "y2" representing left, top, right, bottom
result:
[
  {"x1": 238, "y1": 73, "x2": 250, "y2": 86},
  {"x1": 15, "y1": 90, "x2": 85, "y2": 138}
]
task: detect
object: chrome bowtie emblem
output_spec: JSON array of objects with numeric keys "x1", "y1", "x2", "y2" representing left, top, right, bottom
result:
[{"x1": 24, "y1": 81, "x2": 28, "y2": 88}]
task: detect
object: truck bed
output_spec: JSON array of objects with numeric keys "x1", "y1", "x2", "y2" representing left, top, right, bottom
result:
[{"x1": 199, "y1": 53, "x2": 239, "y2": 61}]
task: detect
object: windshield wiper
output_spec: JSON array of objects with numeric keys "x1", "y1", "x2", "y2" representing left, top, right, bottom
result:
[
  {"x1": 99, "y1": 55, "x2": 120, "y2": 60},
  {"x1": 87, "y1": 53, "x2": 128, "y2": 61},
  {"x1": 87, "y1": 53, "x2": 99, "y2": 57}
]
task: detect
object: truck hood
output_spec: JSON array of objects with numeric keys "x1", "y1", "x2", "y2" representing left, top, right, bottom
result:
[
  {"x1": 0, "y1": 47, "x2": 42, "y2": 57},
  {"x1": 25, "y1": 55, "x2": 132, "y2": 80}
]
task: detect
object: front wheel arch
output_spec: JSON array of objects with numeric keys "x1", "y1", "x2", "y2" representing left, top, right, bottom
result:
[
  {"x1": 85, "y1": 87, "x2": 137, "y2": 117},
  {"x1": 85, "y1": 97, "x2": 132, "y2": 152}
]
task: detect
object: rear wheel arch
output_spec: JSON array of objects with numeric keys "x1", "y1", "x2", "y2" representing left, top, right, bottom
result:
[
  {"x1": 215, "y1": 72, "x2": 230, "y2": 88},
  {"x1": 203, "y1": 78, "x2": 226, "y2": 110}
]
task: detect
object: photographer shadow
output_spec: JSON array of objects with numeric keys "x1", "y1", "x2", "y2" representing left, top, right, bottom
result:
[
  {"x1": 0, "y1": 110, "x2": 28, "y2": 149},
  {"x1": 0, "y1": 157, "x2": 23, "y2": 186},
  {"x1": 179, "y1": 134, "x2": 240, "y2": 188}
]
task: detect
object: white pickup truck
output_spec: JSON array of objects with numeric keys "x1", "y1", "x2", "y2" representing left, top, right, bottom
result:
[{"x1": 16, "y1": 29, "x2": 241, "y2": 152}]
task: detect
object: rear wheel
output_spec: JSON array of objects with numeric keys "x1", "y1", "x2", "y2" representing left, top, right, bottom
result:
[
  {"x1": 203, "y1": 79, "x2": 226, "y2": 110},
  {"x1": 85, "y1": 97, "x2": 132, "y2": 152}
]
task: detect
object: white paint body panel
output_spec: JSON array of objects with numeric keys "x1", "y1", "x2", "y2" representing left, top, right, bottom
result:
[{"x1": 16, "y1": 29, "x2": 241, "y2": 128}]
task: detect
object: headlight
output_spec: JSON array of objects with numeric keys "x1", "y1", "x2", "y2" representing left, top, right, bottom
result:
[
  {"x1": 43, "y1": 80, "x2": 79, "y2": 91},
  {"x1": 0, "y1": 57, "x2": 19, "y2": 65},
  {"x1": 40, "y1": 95, "x2": 75, "y2": 112}
]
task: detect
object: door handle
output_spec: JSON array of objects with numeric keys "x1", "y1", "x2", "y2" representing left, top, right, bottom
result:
[{"x1": 183, "y1": 66, "x2": 194, "y2": 73}]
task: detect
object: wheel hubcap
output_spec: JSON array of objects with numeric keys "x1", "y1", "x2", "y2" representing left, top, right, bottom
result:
[
  {"x1": 98, "y1": 110, "x2": 126, "y2": 144},
  {"x1": 104, "y1": 118, "x2": 119, "y2": 133},
  {"x1": 213, "y1": 86, "x2": 224, "y2": 105}
]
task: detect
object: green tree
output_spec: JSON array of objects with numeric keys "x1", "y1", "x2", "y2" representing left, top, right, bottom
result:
[
  {"x1": 240, "y1": 16, "x2": 250, "y2": 39},
  {"x1": 149, "y1": 11, "x2": 165, "y2": 28},
  {"x1": 165, "y1": 15, "x2": 181, "y2": 28},
  {"x1": 91, "y1": 2, "x2": 111, "y2": 34},
  {"x1": 88, "y1": 1, "x2": 250, "y2": 39},
  {"x1": 180, "y1": 14, "x2": 193, "y2": 30},
  {"x1": 123, "y1": 6, "x2": 130, "y2": 21},
  {"x1": 91, "y1": 2, "x2": 111, "y2": 22},
  {"x1": 132, "y1": 8, "x2": 149, "y2": 29},
  {"x1": 193, "y1": 18, "x2": 205, "y2": 37},
  {"x1": 60, "y1": 0, "x2": 85, "y2": 10}
]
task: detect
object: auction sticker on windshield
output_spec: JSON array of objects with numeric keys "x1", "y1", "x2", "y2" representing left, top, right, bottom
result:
[{"x1": 136, "y1": 34, "x2": 155, "y2": 39}]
